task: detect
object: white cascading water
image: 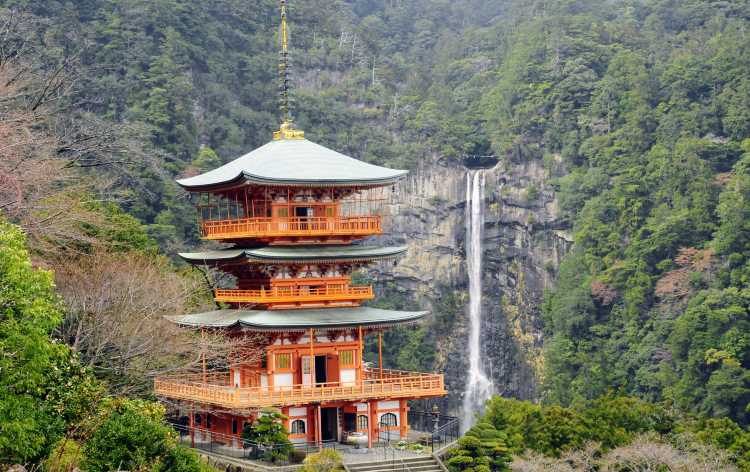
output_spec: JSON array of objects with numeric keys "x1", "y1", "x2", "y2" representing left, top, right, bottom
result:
[{"x1": 462, "y1": 171, "x2": 493, "y2": 431}]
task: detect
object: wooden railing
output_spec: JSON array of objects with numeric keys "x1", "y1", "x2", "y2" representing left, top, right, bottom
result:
[
  {"x1": 154, "y1": 370, "x2": 445, "y2": 408},
  {"x1": 200, "y1": 216, "x2": 384, "y2": 240},
  {"x1": 214, "y1": 286, "x2": 374, "y2": 304}
]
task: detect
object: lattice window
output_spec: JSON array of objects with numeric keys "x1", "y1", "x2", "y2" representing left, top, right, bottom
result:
[
  {"x1": 340, "y1": 350, "x2": 354, "y2": 365},
  {"x1": 291, "y1": 420, "x2": 306, "y2": 434},
  {"x1": 276, "y1": 353, "x2": 291, "y2": 369},
  {"x1": 358, "y1": 414, "x2": 368, "y2": 430},
  {"x1": 278, "y1": 208, "x2": 289, "y2": 217},
  {"x1": 326, "y1": 208, "x2": 333, "y2": 216},
  {"x1": 302, "y1": 356, "x2": 311, "y2": 375},
  {"x1": 381, "y1": 413, "x2": 397, "y2": 427}
]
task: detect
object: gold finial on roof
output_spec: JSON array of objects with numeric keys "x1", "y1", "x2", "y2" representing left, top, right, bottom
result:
[{"x1": 274, "y1": 0, "x2": 304, "y2": 140}]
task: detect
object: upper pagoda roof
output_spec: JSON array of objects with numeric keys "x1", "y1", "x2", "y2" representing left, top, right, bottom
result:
[
  {"x1": 175, "y1": 138, "x2": 408, "y2": 190},
  {"x1": 178, "y1": 245, "x2": 407, "y2": 265},
  {"x1": 167, "y1": 307, "x2": 429, "y2": 331}
]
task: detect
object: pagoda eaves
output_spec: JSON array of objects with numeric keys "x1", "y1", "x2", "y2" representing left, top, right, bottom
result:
[{"x1": 176, "y1": 138, "x2": 408, "y2": 191}]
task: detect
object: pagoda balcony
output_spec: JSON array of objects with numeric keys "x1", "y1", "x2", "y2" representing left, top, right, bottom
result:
[
  {"x1": 214, "y1": 286, "x2": 374, "y2": 308},
  {"x1": 154, "y1": 369, "x2": 446, "y2": 409},
  {"x1": 199, "y1": 216, "x2": 384, "y2": 242}
]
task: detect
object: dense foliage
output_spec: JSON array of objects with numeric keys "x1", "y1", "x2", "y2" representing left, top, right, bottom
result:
[
  {"x1": 0, "y1": 218, "x2": 206, "y2": 471},
  {"x1": 482, "y1": 392, "x2": 750, "y2": 470},
  {"x1": 0, "y1": 219, "x2": 94, "y2": 463},
  {"x1": 27, "y1": 0, "x2": 508, "y2": 245}
]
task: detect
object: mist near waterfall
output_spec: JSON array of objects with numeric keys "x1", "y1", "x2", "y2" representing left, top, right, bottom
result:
[{"x1": 462, "y1": 171, "x2": 493, "y2": 432}]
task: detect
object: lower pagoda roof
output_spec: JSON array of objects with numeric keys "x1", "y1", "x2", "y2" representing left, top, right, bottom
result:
[
  {"x1": 178, "y1": 245, "x2": 407, "y2": 265},
  {"x1": 167, "y1": 307, "x2": 429, "y2": 331}
]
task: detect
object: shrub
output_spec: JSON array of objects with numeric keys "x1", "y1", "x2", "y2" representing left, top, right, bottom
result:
[
  {"x1": 82, "y1": 399, "x2": 203, "y2": 472},
  {"x1": 445, "y1": 454, "x2": 474, "y2": 471},
  {"x1": 429, "y1": 195, "x2": 448, "y2": 206},
  {"x1": 288, "y1": 449, "x2": 307, "y2": 464},
  {"x1": 451, "y1": 424, "x2": 512, "y2": 471},
  {"x1": 298, "y1": 449, "x2": 345, "y2": 472},
  {"x1": 522, "y1": 185, "x2": 538, "y2": 201}
]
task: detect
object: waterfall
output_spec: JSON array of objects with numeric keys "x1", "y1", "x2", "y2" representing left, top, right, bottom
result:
[{"x1": 462, "y1": 171, "x2": 493, "y2": 431}]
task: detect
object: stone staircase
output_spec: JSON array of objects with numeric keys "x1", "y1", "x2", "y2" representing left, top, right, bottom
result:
[{"x1": 347, "y1": 455, "x2": 445, "y2": 472}]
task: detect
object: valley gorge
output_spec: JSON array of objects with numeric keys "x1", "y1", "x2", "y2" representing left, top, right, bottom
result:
[{"x1": 365, "y1": 157, "x2": 575, "y2": 417}]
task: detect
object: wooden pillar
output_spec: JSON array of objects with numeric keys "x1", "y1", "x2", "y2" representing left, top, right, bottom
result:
[
  {"x1": 310, "y1": 328, "x2": 315, "y2": 386},
  {"x1": 201, "y1": 329, "x2": 206, "y2": 383},
  {"x1": 309, "y1": 408, "x2": 315, "y2": 442},
  {"x1": 378, "y1": 330, "x2": 383, "y2": 380},
  {"x1": 399, "y1": 399, "x2": 408, "y2": 439},
  {"x1": 367, "y1": 402, "x2": 372, "y2": 449},
  {"x1": 189, "y1": 408, "x2": 195, "y2": 447},
  {"x1": 317, "y1": 405, "x2": 323, "y2": 452},
  {"x1": 282, "y1": 407, "x2": 290, "y2": 435},
  {"x1": 358, "y1": 325, "x2": 364, "y2": 380}
]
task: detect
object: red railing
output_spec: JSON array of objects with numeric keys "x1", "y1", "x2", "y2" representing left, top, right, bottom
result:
[
  {"x1": 200, "y1": 216, "x2": 384, "y2": 240},
  {"x1": 214, "y1": 286, "x2": 374, "y2": 304},
  {"x1": 154, "y1": 370, "x2": 445, "y2": 408}
]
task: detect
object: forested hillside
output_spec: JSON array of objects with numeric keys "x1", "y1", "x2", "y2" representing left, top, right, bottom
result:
[{"x1": 11, "y1": 0, "x2": 750, "y2": 436}]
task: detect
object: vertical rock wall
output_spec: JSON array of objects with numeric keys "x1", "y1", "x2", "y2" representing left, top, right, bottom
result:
[{"x1": 365, "y1": 159, "x2": 573, "y2": 416}]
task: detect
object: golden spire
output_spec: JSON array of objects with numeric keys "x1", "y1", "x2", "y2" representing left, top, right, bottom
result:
[{"x1": 274, "y1": 0, "x2": 304, "y2": 140}]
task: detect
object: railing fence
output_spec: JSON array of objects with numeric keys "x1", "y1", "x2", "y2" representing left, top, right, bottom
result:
[
  {"x1": 406, "y1": 411, "x2": 460, "y2": 453},
  {"x1": 201, "y1": 215, "x2": 385, "y2": 238},
  {"x1": 378, "y1": 424, "x2": 412, "y2": 472},
  {"x1": 171, "y1": 423, "x2": 337, "y2": 466}
]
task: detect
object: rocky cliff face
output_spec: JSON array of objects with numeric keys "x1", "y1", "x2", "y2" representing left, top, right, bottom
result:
[{"x1": 365, "y1": 159, "x2": 573, "y2": 417}]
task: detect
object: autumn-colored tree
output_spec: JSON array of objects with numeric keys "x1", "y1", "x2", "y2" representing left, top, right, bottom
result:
[
  {"x1": 0, "y1": 9, "x2": 154, "y2": 253},
  {"x1": 654, "y1": 247, "x2": 714, "y2": 299}
]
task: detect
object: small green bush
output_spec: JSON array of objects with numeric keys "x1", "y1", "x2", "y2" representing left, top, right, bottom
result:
[
  {"x1": 522, "y1": 185, "x2": 538, "y2": 201},
  {"x1": 288, "y1": 449, "x2": 307, "y2": 464},
  {"x1": 429, "y1": 195, "x2": 448, "y2": 206}
]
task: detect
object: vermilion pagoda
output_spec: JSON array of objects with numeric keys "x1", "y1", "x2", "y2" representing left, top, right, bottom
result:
[{"x1": 153, "y1": 0, "x2": 446, "y2": 447}]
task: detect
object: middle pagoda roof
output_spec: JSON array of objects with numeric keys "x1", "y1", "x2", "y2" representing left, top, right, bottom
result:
[
  {"x1": 175, "y1": 138, "x2": 408, "y2": 190},
  {"x1": 178, "y1": 245, "x2": 407, "y2": 265},
  {"x1": 168, "y1": 306, "x2": 429, "y2": 331}
]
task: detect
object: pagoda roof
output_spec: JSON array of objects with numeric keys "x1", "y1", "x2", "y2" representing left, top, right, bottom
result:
[
  {"x1": 178, "y1": 245, "x2": 407, "y2": 265},
  {"x1": 175, "y1": 139, "x2": 408, "y2": 190},
  {"x1": 167, "y1": 307, "x2": 429, "y2": 331}
]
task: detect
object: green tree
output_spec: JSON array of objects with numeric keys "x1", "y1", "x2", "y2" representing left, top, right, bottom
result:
[
  {"x1": 241, "y1": 407, "x2": 291, "y2": 445},
  {"x1": 191, "y1": 148, "x2": 222, "y2": 172},
  {"x1": 0, "y1": 218, "x2": 69, "y2": 463},
  {"x1": 82, "y1": 399, "x2": 203, "y2": 472}
]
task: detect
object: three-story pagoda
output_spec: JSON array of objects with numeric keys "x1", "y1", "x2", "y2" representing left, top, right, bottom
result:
[{"x1": 154, "y1": 0, "x2": 446, "y2": 448}]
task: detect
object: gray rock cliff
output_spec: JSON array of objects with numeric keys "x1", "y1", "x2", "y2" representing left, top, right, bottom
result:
[{"x1": 364, "y1": 159, "x2": 573, "y2": 417}]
